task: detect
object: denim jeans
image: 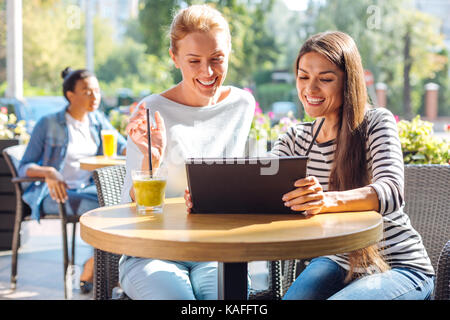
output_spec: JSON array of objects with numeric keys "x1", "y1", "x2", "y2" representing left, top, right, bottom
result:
[
  {"x1": 41, "y1": 184, "x2": 99, "y2": 216},
  {"x1": 119, "y1": 257, "x2": 218, "y2": 300},
  {"x1": 283, "y1": 257, "x2": 434, "y2": 300}
]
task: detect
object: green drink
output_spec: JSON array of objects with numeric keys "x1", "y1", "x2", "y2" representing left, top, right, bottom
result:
[{"x1": 132, "y1": 170, "x2": 167, "y2": 214}]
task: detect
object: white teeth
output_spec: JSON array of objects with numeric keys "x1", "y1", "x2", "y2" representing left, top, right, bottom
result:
[
  {"x1": 198, "y1": 78, "x2": 216, "y2": 86},
  {"x1": 306, "y1": 97, "x2": 325, "y2": 104}
]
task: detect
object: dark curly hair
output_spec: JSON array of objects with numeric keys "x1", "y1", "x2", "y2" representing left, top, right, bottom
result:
[{"x1": 61, "y1": 67, "x2": 95, "y2": 101}]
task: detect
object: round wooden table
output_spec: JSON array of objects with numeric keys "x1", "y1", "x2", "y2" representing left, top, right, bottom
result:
[
  {"x1": 79, "y1": 155, "x2": 126, "y2": 171},
  {"x1": 80, "y1": 198, "x2": 383, "y2": 299}
]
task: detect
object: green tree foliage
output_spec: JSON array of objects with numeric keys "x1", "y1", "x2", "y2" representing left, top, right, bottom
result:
[
  {"x1": 96, "y1": 38, "x2": 174, "y2": 97},
  {"x1": 304, "y1": 0, "x2": 447, "y2": 118},
  {"x1": 21, "y1": 0, "x2": 85, "y2": 93},
  {"x1": 138, "y1": 0, "x2": 179, "y2": 57}
]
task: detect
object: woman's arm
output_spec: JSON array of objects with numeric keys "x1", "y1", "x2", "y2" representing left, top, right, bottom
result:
[
  {"x1": 365, "y1": 109, "x2": 405, "y2": 215},
  {"x1": 282, "y1": 176, "x2": 379, "y2": 215},
  {"x1": 26, "y1": 164, "x2": 68, "y2": 203},
  {"x1": 18, "y1": 117, "x2": 47, "y2": 177},
  {"x1": 123, "y1": 102, "x2": 167, "y2": 203},
  {"x1": 283, "y1": 109, "x2": 403, "y2": 216},
  {"x1": 18, "y1": 117, "x2": 68, "y2": 203}
]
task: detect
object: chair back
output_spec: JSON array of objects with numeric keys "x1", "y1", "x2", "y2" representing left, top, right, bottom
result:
[
  {"x1": 2, "y1": 144, "x2": 27, "y2": 179},
  {"x1": 404, "y1": 164, "x2": 450, "y2": 271},
  {"x1": 93, "y1": 165, "x2": 127, "y2": 207},
  {"x1": 92, "y1": 164, "x2": 127, "y2": 300},
  {"x1": 2, "y1": 144, "x2": 30, "y2": 199}
]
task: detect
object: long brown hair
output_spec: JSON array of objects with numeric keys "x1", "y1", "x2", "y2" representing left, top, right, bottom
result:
[{"x1": 295, "y1": 31, "x2": 389, "y2": 281}]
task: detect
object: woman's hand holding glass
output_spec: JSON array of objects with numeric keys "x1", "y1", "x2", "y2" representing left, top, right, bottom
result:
[
  {"x1": 282, "y1": 176, "x2": 327, "y2": 215},
  {"x1": 126, "y1": 102, "x2": 167, "y2": 170}
]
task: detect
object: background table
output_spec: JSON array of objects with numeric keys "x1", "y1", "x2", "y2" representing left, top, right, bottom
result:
[
  {"x1": 79, "y1": 155, "x2": 125, "y2": 171},
  {"x1": 80, "y1": 198, "x2": 383, "y2": 299}
]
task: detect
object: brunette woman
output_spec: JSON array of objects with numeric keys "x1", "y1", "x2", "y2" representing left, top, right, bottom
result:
[{"x1": 274, "y1": 31, "x2": 434, "y2": 299}]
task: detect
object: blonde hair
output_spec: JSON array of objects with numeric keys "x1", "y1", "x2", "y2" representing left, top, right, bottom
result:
[
  {"x1": 295, "y1": 31, "x2": 390, "y2": 281},
  {"x1": 169, "y1": 4, "x2": 231, "y2": 54}
]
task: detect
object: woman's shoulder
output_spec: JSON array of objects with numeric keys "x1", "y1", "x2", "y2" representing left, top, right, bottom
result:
[
  {"x1": 139, "y1": 93, "x2": 166, "y2": 105},
  {"x1": 366, "y1": 106, "x2": 396, "y2": 124},
  {"x1": 281, "y1": 121, "x2": 314, "y2": 142},
  {"x1": 293, "y1": 121, "x2": 314, "y2": 134},
  {"x1": 365, "y1": 107, "x2": 399, "y2": 139},
  {"x1": 226, "y1": 86, "x2": 256, "y2": 105},
  {"x1": 34, "y1": 109, "x2": 64, "y2": 128}
]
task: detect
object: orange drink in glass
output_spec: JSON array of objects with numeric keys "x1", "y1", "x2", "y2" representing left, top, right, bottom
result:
[{"x1": 101, "y1": 130, "x2": 117, "y2": 157}]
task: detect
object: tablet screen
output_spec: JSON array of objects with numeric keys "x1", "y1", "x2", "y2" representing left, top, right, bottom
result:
[{"x1": 185, "y1": 156, "x2": 308, "y2": 214}]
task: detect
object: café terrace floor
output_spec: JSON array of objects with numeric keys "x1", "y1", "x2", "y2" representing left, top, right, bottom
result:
[{"x1": 0, "y1": 219, "x2": 269, "y2": 300}]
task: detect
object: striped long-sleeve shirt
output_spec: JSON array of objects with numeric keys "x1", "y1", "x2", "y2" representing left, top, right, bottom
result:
[{"x1": 271, "y1": 107, "x2": 434, "y2": 276}]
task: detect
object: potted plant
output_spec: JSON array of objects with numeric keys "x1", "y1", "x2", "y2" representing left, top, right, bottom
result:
[
  {"x1": 249, "y1": 104, "x2": 272, "y2": 156},
  {"x1": 0, "y1": 105, "x2": 30, "y2": 167},
  {"x1": 397, "y1": 115, "x2": 449, "y2": 165}
]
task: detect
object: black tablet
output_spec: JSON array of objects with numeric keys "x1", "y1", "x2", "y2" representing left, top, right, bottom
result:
[{"x1": 185, "y1": 156, "x2": 308, "y2": 214}]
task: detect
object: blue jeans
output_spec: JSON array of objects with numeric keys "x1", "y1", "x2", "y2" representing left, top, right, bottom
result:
[
  {"x1": 41, "y1": 184, "x2": 99, "y2": 216},
  {"x1": 119, "y1": 257, "x2": 218, "y2": 300},
  {"x1": 283, "y1": 257, "x2": 434, "y2": 300}
]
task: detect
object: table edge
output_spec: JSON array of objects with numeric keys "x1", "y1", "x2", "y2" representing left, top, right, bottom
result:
[{"x1": 80, "y1": 212, "x2": 383, "y2": 262}]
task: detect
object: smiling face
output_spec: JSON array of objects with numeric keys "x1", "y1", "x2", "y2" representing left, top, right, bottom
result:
[
  {"x1": 296, "y1": 51, "x2": 345, "y2": 121},
  {"x1": 170, "y1": 30, "x2": 230, "y2": 106},
  {"x1": 67, "y1": 76, "x2": 101, "y2": 113}
]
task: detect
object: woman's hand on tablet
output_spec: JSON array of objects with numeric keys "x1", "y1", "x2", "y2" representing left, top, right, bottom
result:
[
  {"x1": 184, "y1": 187, "x2": 193, "y2": 213},
  {"x1": 282, "y1": 176, "x2": 326, "y2": 215}
]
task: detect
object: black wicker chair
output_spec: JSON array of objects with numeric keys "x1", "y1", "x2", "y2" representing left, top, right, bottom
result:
[
  {"x1": 281, "y1": 164, "x2": 450, "y2": 299},
  {"x1": 403, "y1": 164, "x2": 450, "y2": 300},
  {"x1": 92, "y1": 164, "x2": 127, "y2": 300},
  {"x1": 435, "y1": 240, "x2": 450, "y2": 300},
  {"x1": 2, "y1": 144, "x2": 79, "y2": 299},
  {"x1": 92, "y1": 164, "x2": 285, "y2": 300}
]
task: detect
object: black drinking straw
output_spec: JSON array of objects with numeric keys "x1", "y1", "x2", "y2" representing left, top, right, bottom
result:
[
  {"x1": 146, "y1": 108, "x2": 153, "y2": 177},
  {"x1": 305, "y1": 117, "x2": 325, "y2": 157}
]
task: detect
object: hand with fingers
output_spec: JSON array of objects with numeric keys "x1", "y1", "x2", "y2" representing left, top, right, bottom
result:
[
  {"x1": 45, "y1": 168, "x2": 68, "y2": 203},
  {"x1": 126, "y1": 102, "x2": 167, "y2": 170},
  {"x1": 184, "y1": 187, "x2": 193, "y2": 214},
  {"x1": 282, "y1": 176, "x2": 328, "y2": 215}
]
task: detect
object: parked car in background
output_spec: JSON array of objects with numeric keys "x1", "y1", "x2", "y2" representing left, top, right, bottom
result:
[
  {"x1": 1, "y1": 96, "x2": 112, "y2": 134},
  {"x1": 0, "y1": 97, "x2": 23, "y2": 116},
  {"x1": 2, "y1": 96, "x2": 67, "y2": 133},
  {"x1": 21, "y1": 96, "x2": 67, "y2": 131},
  {"x1": 270, "y1": 101, "x2": 299, "y2": 124}
]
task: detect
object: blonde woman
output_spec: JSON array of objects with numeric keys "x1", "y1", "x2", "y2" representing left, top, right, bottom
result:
[{"x1": 119, "y1": 5, "x2": 255, "y2": 299}]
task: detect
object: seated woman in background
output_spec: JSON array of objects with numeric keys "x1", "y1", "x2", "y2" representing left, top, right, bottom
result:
[
  {"x1": 18, "y1": 67, "x2": 127, "y2": 294},
  {"x1": 185, "y1": 30, "x2": 435, "y2": 300}
]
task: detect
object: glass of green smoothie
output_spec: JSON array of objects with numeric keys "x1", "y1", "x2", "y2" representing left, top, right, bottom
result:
[{"x1": 132, "y1": 168, "x2": 167, "y2": 214}]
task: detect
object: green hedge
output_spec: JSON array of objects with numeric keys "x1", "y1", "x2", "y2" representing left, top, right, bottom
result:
[{"x1": 254, "y1": 83, "x2": 297, "y2": 112}]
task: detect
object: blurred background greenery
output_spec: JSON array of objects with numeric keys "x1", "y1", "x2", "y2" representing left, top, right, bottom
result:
[{"x1": 0, "y1": 0, "x2": 448, "y2": 118}]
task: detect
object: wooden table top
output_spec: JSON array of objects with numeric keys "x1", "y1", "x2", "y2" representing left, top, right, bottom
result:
[
  {"x1": 79, "y1": 155, "x2": 126, "y2": 171},
  {"x1": 80, "y1": 198, "x2": 383, "y2": 262}
]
